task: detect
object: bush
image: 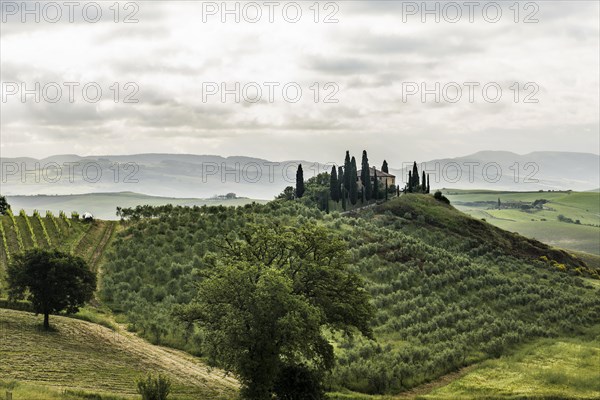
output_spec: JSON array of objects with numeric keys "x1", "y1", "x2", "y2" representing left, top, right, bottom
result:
[
  {"x1": 136, "y1": 374, "x2": 171, "y2": 400},
  {"x1": 433, "y1": 191, "x2": 450, "y2": 204}
]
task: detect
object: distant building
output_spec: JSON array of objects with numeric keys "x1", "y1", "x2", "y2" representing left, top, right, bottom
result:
[
  {"x1": 358, "y1": 167, "x2": 396, "y2": 188},
  {"x1": 82, "y1": 212, "x2": 94, "y2": 221}
]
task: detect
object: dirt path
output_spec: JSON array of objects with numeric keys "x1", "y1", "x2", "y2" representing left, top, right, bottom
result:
[
  {"x1": 90, "y1": 221, "x2": 116, "y2": 270},
  {"x1": 392, "y1": 365, "x2": 477, "y2": 399}
]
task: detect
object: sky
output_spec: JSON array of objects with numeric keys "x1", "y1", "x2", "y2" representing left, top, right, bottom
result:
[{"x1": 1, "y1": 0, "x2": 599, "y2": 163}]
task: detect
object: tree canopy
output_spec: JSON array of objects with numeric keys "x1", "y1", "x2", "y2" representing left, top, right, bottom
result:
[
  {"x1": 7, "y1": 249, "x2": 96, "y2": 329},
  {"x1": 176, "y1": 222, "x2": 373, "y2": 400}
]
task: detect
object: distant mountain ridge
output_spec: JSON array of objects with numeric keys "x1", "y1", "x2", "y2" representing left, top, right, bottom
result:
[{"x1": 1, "y1": 151, "x2": 598, "y2": 198}]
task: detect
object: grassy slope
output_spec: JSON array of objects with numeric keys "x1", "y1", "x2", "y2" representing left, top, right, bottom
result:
[
  {"x1": 0, "y1": 308, "x2": 238, "y2": 400},
  {"x1": 329, "y1": 196, "x2": 600, "y2": 399},
  {"x1": 378, "y1": 194, "x2": 590, "y2": 271},
  {"x1": 421, "y1": 326, "x2": 600, "y2": 400},
  {"x1": 444, "y1": 190, "x2": 600, "y2": 256}
]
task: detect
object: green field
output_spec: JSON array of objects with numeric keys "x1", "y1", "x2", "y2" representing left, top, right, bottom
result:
[
  {"x1": 0, "y1": 308, "x2": 238, "y2": 399},
  {"x1": 6, "y1": 192, "x2": 268, "y2": 221},
  {"x1": 422, "y1": 325, "x2": 600, "y2": 400},
  {"x1": 444, "y1": 190, "x2": 600, "y2": 256}
]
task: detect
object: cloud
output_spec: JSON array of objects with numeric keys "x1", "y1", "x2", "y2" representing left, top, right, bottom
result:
[{"x1": 1, "y1": 0, "x2": 598, "y2": 162}]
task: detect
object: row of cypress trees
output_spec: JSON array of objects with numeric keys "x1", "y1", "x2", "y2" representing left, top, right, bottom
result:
[
  {"x1": 407, "y1": 161, "x2": 431, "y2": 194},
  {"x1": 294, "y1": 153, "x2": 431, "y2": 207}
]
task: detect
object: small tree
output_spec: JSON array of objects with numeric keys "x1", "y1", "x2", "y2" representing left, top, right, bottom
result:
[
  {"x1": 0, "y1": 195, "x2": 10, "y2": 215},
  {"x1": 277, "y1": 186, "x2": 295, "y2": 201},
  {"x1": 349, "y1": 157, "x2": 358, "y2": 205},
  {"x1": 372, "y1": 169, "x2": 378, "y2": 200},
  {"x1": 381, "y1": 160, "x2": 389, "y2": 174},
  {"x1": 137, "y1": 374, "x2": 171, "y2": 400},
  {"x1": 329, "y1": 166, "x2": 339, "y2": 202},
  {"x1": 7, "y1": 249, "x2": 96, "y2": 330},
  {"x1": 295, "y1": 165, "x2": 305, "y2": 198},
  {"x1": 361, "y1": 151, "x2": 372, "y2": 201},
  {"x1": 434, "y1": 191, "x2": 450, "y2": 205}
]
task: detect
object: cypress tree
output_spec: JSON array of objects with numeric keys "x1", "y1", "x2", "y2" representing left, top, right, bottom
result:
[
  {"x1": 349, "y1": 157, "x2": 358, "y2": 205},
  {"x1": 427, "y1": 174, "x2": 431, "y2": 194},
  {"x1": 343, "y1": 151, "x2": 351, "y2": 192},
  {"x1": 422, "y1": 171, "x2": 426, "y2": 193},
  {"x1": 412, "y1": 162, "x2": 419, "y2": 189},
  {"x1": 381, "y1": 160, "x2": 389, "y2": 173},
  {"x1": 385, "y1": 179, "x2": 388, "y2": 200},
  {"x1": 295, "y1": 164, "x2": 305, "y2": 198},
  {"x1": 341, "y1": 187, "x2": 347, "y2": 210},
  {"x1": 373, "y1": 168, "x2": 378, "y2": 200},
  {"x1": 408, "y1": 171, "x2": 413, "y2": 193},
  {"x1": 338, "y1": 166, "x2": 345, "y2": 203},
  {"x1": 361, "y1": 150, "x2": 372, "y2": 201},
  {"x1": 330, "y1": 166, "x2": 339, "y2": 202}
]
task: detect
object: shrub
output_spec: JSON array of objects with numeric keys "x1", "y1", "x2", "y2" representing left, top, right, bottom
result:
[
  {"x1": 433, "y1": 191, "x2": 450, "y2": 204},
  {"x1": 136, "y1": 374, "x2": 171, "y2": 400}
]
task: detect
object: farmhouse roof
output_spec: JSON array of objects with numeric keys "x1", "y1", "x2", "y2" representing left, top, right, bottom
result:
[{"x1": 358, "y1": 167, "x2": 395, "y2": 178}]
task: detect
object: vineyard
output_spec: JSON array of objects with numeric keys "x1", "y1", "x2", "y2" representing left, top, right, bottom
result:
[{"x1": 0, "y1": 210, "x2": 117, "y2": 297}]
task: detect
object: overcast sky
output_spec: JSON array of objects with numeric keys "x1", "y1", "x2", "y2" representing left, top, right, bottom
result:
[{"x1": 1, "y1": 0, "x2": 598, "y2": 163}]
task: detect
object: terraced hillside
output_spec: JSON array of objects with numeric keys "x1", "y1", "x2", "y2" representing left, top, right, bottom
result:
[
  {"x1": 0, "y1": 308, "x2": 238, "y2": 399},
  {"x1": 0, "y1": 210, "x2": 117, "y2": 296}
]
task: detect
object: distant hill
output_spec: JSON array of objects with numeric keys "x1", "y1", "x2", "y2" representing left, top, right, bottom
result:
[
  {"x1": 1, "y1": 151, "x2": 598, "y2": 198},
  {"x1": 390, "y1": 151, "x2": 599, "y2": 193}
]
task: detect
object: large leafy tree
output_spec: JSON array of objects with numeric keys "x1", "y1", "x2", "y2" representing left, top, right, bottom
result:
[
  {"x1": 176, "y1": 223, "x2": 373, "y2": 400},
  {"x1": 7, "y1": 249, "x2": 96, "y2": 330}
]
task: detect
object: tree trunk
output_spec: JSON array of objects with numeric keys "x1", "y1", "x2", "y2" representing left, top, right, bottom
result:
[{"x1": 43, "y1": 312, "x2": 50, "y2": 330}]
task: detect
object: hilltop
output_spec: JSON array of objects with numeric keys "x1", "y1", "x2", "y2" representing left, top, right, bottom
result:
[
  {"x1": 98, "y1": 193, "x2": 600, "y2": 397},
  {"x1": 443, "y1": 189, "x2": 600, "y2": 256},
  {"x1": 377, "y1": 194, "x2": 594, "y2": 274}
]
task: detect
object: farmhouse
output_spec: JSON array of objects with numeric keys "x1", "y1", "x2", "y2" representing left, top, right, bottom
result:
[{"x1": 358, "y1": 167, "x2": 396, "y2": 188}]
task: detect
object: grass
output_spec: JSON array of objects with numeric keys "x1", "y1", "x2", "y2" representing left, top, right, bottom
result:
[
  {"x1": 444, "y1": 190, "x2": 600, "y2": 256},
  {"x1": 420, "y1": 326, "x2": 600, "y2": 400},
  {"x1": 0, "y1": 380, "x2": 126, "y2": 400},
  {"x1": 0, "y1": 308, "x2": 238, "y2": 399}
]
